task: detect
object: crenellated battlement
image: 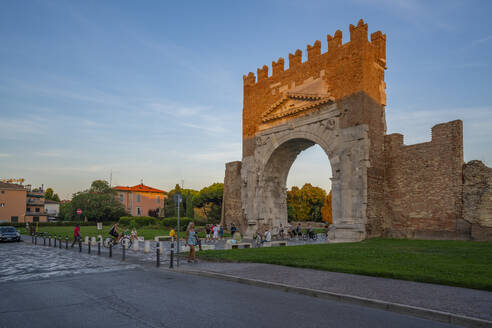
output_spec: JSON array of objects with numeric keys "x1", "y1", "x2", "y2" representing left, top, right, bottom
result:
[{"x1": 242, "y1": 19, "x2": 386, "y2": 86}]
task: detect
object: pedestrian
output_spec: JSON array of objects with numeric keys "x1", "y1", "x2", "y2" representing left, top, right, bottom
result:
[
  {"x1": 231, "y1": 223, "x2": 236, "y2": 237},
  {"x1": 71, "y1": 224, "x2": 81, "y2": 247},
  {"x1": 219, "y1": 225, "x2": 224, "y2": 240},
  {"x1": 185, "y1": 222, "x2": 197, "y2": 263},
  {"x1": 205, "y1": 225, "x2": 211, "y2": 241},
  {"x1": 169, "y1": 228, "x2": 176, "y2": 242},
  {"x1": 212, "y1": 224, "x2": 219, "y2": 241},
  {"x1": 130, "y1": 227, "x2": 138, "y2": 242}
]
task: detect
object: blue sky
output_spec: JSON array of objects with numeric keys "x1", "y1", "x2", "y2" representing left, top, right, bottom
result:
[{"x1": 1, "y1": 0, "x2": 491, "y2": 199}]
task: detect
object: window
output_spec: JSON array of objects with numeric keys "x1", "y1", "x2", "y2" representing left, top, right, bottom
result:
[
  {"x1": 120, "y1": 194, "x2": 124, "y2": 203},
  {"x1": 27, "y1": 207, "x2": 30, "y2": 212},
  {"x1": 1, "y1": 190, "x2": 4, "y2": 194},
  {"x1": 136, "y1": 194, "x2": 141, "y2": 203},
  {"x1": 35, "y1": 207, "x2": 40, "y2": 213},
  {"x1": 33, "y1": 217, "x2": 39, "y2": 222},
  {"x1": 1, "y1": 202, "x2": 5, "y2": 208},
  {"x1": 11, "y1": 216, "x2": 18, "y2": 223},
  {"x1": 156, "y1": 195, "x2": 160, "y2": 204},
  {"x1": 136, "y1": 207, "x2": 141, "y2": 216}
]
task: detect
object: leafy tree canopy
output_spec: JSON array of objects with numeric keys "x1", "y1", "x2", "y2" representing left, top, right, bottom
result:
[
  {"x1": 44, "y1": 187, "x2": 61, "y2": 202},
  {"x1": 62, "y1": 180, "x2": 126, "y2": 222},
  {"x1": 287, "y1": 183, "x2": 327, "y2": 222},
  {"x1": 194, "y1": 183, "x2": 223, "y2": 223}
]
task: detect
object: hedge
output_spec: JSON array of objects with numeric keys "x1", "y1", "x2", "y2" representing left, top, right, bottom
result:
[{"x1": 119, "y1": 216, "x2": 158, "y2": 227}]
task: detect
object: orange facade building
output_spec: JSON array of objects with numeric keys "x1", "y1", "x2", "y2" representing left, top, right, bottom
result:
[
  {"x1": 114, "y1": 184, "x2": 166, "y2": 217},
  {"x1": 0, "y1": 182, "x2": 48, "y2": 223}
]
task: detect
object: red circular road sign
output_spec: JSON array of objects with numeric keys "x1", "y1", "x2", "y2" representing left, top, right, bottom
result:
[{"x1": 76, "y1": 209, "x2": 82, "y2": 215}]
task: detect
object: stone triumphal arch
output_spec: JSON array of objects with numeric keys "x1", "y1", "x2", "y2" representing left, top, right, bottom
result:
[{"x1": 221, "y1": 20, "x2": 489, "y2": 242}]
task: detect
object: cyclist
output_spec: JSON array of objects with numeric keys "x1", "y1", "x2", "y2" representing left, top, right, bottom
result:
[{"x1": 109, "y1": 222, "x2": 121, "y2": 243}]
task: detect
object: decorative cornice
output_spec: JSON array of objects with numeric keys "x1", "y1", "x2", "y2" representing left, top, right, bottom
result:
[{"x1": 261, "y1": 92, "x2": 334, "y2": 123}]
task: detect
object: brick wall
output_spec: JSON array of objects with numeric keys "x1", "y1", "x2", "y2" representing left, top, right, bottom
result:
[{"x1": 384, "y1": 120, "x2": 465, "y2": 238}]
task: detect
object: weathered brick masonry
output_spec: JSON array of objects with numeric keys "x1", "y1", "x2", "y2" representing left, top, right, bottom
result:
[{"x1": 221, "y1": 19, "x2": 491, "y2": 241}]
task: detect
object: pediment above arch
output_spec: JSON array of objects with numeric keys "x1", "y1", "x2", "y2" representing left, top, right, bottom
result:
[
  {"x1": 262, "y1": 92, "x2": 335, "y2": 123},
  {"x1": 262, "y1": 77, "x2": 334, "y2": 124}
]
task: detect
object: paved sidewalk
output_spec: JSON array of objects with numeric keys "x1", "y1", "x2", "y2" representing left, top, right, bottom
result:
[{"x1": 176, "y1": 261, "x2": 492, "y2": 322}]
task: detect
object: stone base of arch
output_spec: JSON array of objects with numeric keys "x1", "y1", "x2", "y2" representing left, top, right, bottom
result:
[{"x1": 222, "y1": 104, "x2": 371, "y2": 243}]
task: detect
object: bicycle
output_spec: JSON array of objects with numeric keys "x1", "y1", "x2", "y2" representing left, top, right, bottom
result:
[
  {"x1": 103, "y1": 230, "x2": 132, "y2": 249},
  {"x1": 302, "y1": 231, "x2": 318, "y2": 241}
]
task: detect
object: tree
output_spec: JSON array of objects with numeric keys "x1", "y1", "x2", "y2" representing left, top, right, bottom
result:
[
  {"x1": 321, "y1": 190, "x2": 333, "y2": 224},
  {"x1": 164, "y1": 184, "x2": 199, "y2": 218},
  {"x1": 286, "y1": 183, "x2": 326, "y2": 222},
  {"x1": 194, "y1": 183, "x2": 223, "y2": 223},
  {"x1": 44, "y1": 187, "x2": 61, "y2": 202},
  {"x1": 65, "y1": 180, "x2": 127, "y2": 222}
]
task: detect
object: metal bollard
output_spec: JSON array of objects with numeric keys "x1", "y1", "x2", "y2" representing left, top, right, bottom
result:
[
  {"x1": 32, "y1": 233, "x2": 34, "y2": 243},
  {"x1": 49, "y1": 235, "x2": 51, "y2": 247},
  {"x1": 79, "y1": 238, "x2": 82, "y2": 252},
  {"x1": 59, "y1": 235, "x2": 62, "y2": 249},
  {"x1": 65, "y1": 236, "x2": 68, "y2": 249},
  {"x1": 169, "y1": 241, "x2": 174, "y2": 269},
  {"x1": 98, "y1": 237, "x2": 101, "y2": 255},
  {"x1": 43, "y1": 234, "x2": 46, "y2": 246},
  {"x1": 88, "y1": 240, "x2": 91, "y2": 254},
  {"x1": 34, "y1": 234, "x2": 37, "y2": 245},
  {"x1": 109, "y1": 243, "x2": 112, "y2": 257},
  {"x1": 54, "y1": 235, "x2": 57, "y2": 247},
  {"x1": 156, "y1": 241, "x2": 160, "y2": 267},
  {"x1": 122, "y1": 240, "x2": 126, "y2": 261}
]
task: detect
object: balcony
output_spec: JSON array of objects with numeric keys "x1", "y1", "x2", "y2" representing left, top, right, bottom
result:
[
  {"x1": 27, "y1": 198, "x2": 44, "y2": 205},
  {"x1": 25, "y1": 211, "x2": 47, "y2": 216}
]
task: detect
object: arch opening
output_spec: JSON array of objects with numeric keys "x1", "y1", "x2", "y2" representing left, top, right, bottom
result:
[{"x1": 258, "y1": 138, "x2": 334, "y2": 231}]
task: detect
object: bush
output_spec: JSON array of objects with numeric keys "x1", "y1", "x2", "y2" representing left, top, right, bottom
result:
[{"x1": 119, "y1": 216, "x2": 157, "y2": 227}]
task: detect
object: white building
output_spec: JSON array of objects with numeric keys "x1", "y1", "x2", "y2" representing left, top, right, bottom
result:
[{"x1": 44, "y1": 199, "x2": 60, "y2": 221}]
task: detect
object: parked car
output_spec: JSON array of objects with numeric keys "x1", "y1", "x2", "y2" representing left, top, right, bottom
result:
[{"x1": 0, "y1": 226, "x2": 21, "y2": 242}]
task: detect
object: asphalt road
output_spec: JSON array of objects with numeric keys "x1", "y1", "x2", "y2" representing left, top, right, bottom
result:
[{"x1": 0, "y1": 242, "x2": 461, "y2": 328}]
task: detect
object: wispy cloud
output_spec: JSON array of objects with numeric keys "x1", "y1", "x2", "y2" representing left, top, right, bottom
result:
[
  {"x1": 0, "y1": 153, "x2": 11, "y2": 157},
  {"x1": 471, "y1": 35, "x2": 492, "y2": 46}
]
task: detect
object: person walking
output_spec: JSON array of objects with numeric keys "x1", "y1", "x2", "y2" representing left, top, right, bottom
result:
[
  {"x1": 212, "y1": 224, "x2": 219, "y2": 241},
  {"x1": 185, "y1": 222, "x2": 197, "y2": 263},
  {"x1": 231, "y1": 223, "x2": 236, "y2": 237},
  {"x1": 205, "y1": 225, "x2": 211, "y2": 241},
  {"x1": 219, "y1": 225, "x2": 224, "y2": 240},
  {"x1": 71, "y1": 224, "x2": 81, "y2": 247}
]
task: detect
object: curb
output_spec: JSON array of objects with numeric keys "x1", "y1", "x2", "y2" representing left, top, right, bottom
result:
[{"x1": 173, "y1": 268, "x2": 492, "y2": 328}]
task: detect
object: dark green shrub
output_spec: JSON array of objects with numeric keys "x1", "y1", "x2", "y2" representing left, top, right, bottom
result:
[{"x1": 119, "y1": 216, "x2": 157, "y2": 227}]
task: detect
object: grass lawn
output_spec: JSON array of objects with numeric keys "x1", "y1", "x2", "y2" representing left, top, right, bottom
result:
[
  {"x1": 19, "y1": 225, "x2": 214, "y2": 241},
  {"x1": 198, "y1": 238, "x2": 492, "y2": 291}
]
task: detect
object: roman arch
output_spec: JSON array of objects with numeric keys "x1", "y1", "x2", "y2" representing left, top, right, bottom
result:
[
  {"x1": 241, "y1": 104, "x2": 370, "y2": 241},
  {"x1": 222, "y1": 20, "x2": 479, "y2": 242}
]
